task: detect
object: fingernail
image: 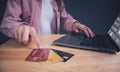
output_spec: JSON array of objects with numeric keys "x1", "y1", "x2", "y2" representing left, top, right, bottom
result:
[{"x1": 75, "y1": 30, "x2": 78, "y2": 33}]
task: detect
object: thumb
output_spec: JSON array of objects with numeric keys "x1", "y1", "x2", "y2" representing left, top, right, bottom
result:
[{"x1": 73, "y1": 28, "x2": 79, "y2": 33}]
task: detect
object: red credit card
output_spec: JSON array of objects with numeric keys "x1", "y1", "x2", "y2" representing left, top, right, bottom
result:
[{"x1": 25, "y1": 48, "x2": 50, "y2": 62}]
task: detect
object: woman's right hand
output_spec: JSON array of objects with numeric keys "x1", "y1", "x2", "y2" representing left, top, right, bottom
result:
[{"x1": 12, "y1": 24, "x2": 40, "y2": 48}]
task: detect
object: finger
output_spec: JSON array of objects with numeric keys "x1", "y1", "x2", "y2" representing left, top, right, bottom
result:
[
  {"x1": 73, "y1": 27, "x2": 79, "y2": 33},
  {"x1": 84, "y1": 29, "x2": 90, "y2": 37},
  {"x1": 34, "y1": 34, "x2": 41, "y2": 48},
  {"x1": 12, "y1": 27, "x2": 18, "y2": 40},
  {"x1": 87, "y1": 28, "x2": 95, "y2": 37},
  {"x1": 30, "y1": 27, "x2": 41, "y2": 48},
  {"x1": 31, "y1": 34, "x2": 40, "y2": 48},
  {"x1": 73, "y1": 24, "x2": 79, "y2": 33},
  {"x1": 77, "y1": 25, "x2": 90, "y2": 37},
  {"x1": 14, "y1": 29, "x2": 18, "y2": 40},
  {"x1": 28, "y1": 35, "x2": 32, "y2": 43},
  {"x1": 85, "y1": 26, "x2": 95, "y2": 37},
  {"x1": 17, "y1": 27, "x2": 23, "y2": 42},
  {"x1": 22, "y1": 26, "x2": 30, "y2": 45}
]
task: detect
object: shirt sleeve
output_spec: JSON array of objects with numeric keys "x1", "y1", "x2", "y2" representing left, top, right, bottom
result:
[
  {"x1": 0, "y1": 0, "x2": 25, "y2": 38},
  {"x1": 60, "y1": 0, "x2": 78, "y2": 31}
]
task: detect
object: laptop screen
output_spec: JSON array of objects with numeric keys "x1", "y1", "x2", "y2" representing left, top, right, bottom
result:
[{"x1": 108, "y1": 14, "x2": 120, "y2": 48}]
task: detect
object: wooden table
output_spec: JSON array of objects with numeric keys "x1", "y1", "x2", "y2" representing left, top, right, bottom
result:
[{"x1": 0, "y1": 34, "x2": 120, "y2": 72}]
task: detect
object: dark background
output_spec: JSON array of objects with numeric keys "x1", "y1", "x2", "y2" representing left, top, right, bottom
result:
[
  {"x1": 0, "y1": 0, "x2": 7, "y2": 23},
  {"x1": 0, "y1": 0, "x2": 120, "y2": 44},
  {"x1": 0, "y1": 0, "x2": 9, "y2": 44},
  {"x1": 61, "y1": 0, "x2": 120, "y2": 34}
]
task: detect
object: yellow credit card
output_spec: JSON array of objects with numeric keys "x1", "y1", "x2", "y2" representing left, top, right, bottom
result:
[{"x1": 40, "y1": 50, "x2": 63, "y2": 65}]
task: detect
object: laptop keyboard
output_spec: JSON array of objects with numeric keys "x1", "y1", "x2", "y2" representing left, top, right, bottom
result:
[
  {"x1": 71, "y1": 33, "x2": 116, "y2": 50},
  {"x1": 54, "y1": 32, "x2": 119, "y2": 53}
]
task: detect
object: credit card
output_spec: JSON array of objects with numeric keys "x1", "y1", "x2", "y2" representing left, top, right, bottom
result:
[
  {"x1": 40, "y1": 50, "x2": 63, "y2": 65},
  {"x1": 25, "y1": 48, "x2": 50, "y2": 62},
  {"x1": 52, "y1": 49, "x2": 74, "y2": 62}
]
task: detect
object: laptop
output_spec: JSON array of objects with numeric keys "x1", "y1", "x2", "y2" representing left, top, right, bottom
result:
[{"x1": 53, "y1": 14, "x2": 120, "y2": 54}]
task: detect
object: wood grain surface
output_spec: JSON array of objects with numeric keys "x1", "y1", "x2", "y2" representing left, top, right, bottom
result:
[{"x1": 0, "y1": 34, "x2": 120, "y2": 72}]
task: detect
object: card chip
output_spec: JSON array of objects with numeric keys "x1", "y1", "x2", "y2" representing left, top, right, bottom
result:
[{"x1": 63, "y1": 56, "x2": 69, "y2": 59}]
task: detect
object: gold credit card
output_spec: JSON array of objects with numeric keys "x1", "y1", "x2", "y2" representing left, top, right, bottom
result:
[{"x1": 40, "y1": 50, "x2": 63, "y2": 65}]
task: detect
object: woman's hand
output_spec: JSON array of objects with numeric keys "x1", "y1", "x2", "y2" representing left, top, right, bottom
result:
[
  {"x1": 72, "y1": 22, "x2": 95, "y2": 37},
  {"x1": 12, "y1": 24, "x2": 40, "y2": 48}
]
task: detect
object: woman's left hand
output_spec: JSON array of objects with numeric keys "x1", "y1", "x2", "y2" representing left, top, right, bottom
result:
[{"x1": 72, "y1": 22, "x2": 95, "y2": 37}]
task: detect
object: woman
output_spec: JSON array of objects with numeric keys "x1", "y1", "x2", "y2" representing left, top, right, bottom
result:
[{"x1": 0, "y1": 0, "x2": 94, "y2": 47}]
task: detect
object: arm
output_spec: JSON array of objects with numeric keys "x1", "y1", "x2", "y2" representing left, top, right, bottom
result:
[
  {"x1": 60, "y1": 0, "x2": 77, "y2": 31},
  {"x1": 0, "y1": 0, "x2": 40, "y2": 47},
  {"x1": 0, "y1": 0, "x2": 23, "y2": 38},
  {"x1": 60, "y1": 0, "x2": 95, "y2": 37}
]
